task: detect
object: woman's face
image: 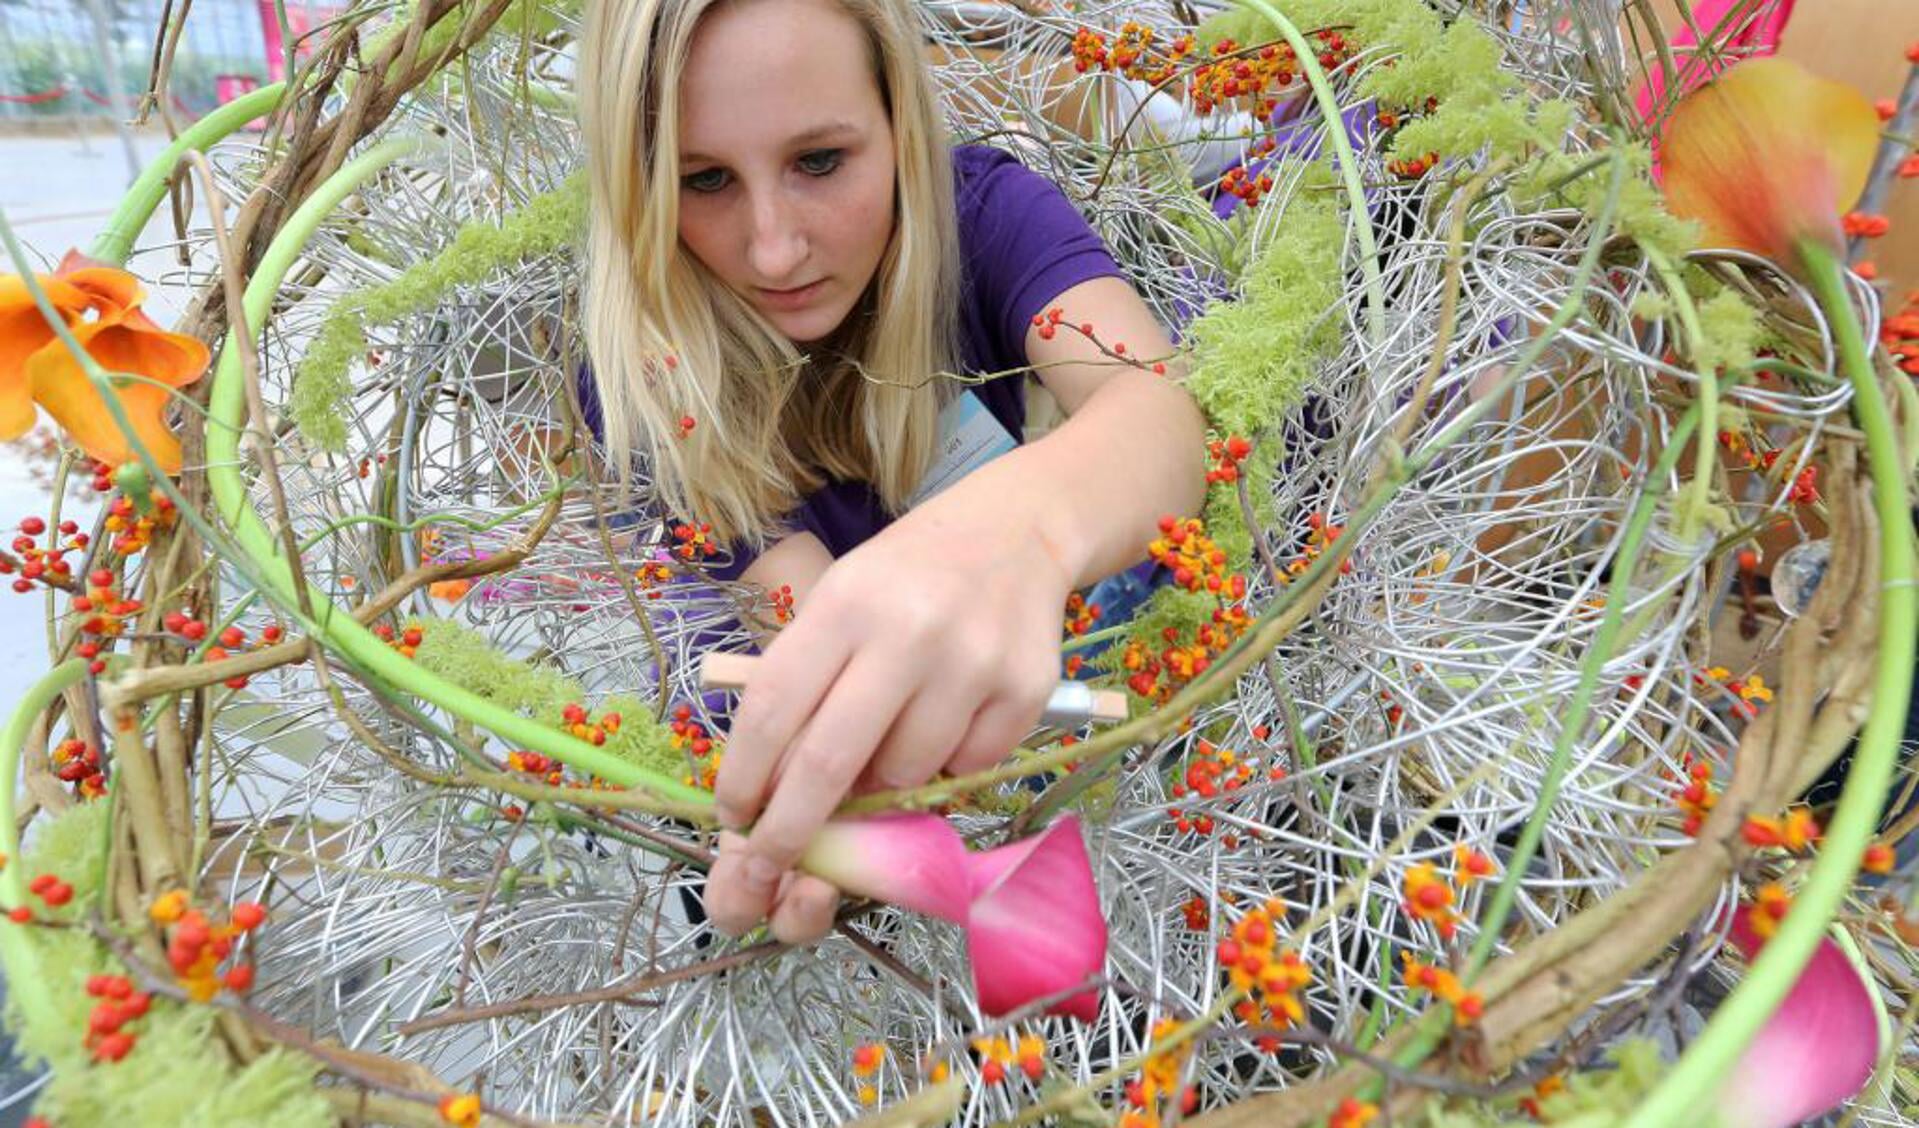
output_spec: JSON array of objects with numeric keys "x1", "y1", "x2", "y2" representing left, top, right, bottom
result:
[{"x1": 675, "y1": 0, "x2": 897, "y2": 344}]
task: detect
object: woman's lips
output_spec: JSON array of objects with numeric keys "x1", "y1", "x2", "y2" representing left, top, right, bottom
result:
[{"x1": 756, "y1": 279, "x2": 826, "y2": 311}]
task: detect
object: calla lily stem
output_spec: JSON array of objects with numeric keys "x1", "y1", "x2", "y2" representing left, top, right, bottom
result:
[{"x1": 1626, "y1": 243, "x2": 1914, "y2": 1126}]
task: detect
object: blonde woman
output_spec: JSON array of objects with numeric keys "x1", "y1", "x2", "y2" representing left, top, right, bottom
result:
[{"x1": 579, "y1": 0, "x2": 1206, "y2": 943}]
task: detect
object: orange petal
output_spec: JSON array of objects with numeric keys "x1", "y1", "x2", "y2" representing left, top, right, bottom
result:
[
  {"x1": 1661, "y1": 57, "x2": 1879, "y2": 266},
  {"x1": 83, "y1": 308, "x2": 211, "y2": 389},
  {"x1": 24, "y1": 319, "x2": 184, "y2": 473},
  {"x1": 54, "y1": 252, "x2": 145, "y2": 317},
  {"x1": 0, "y1": 275, "x2": 91, "y2": 439}
]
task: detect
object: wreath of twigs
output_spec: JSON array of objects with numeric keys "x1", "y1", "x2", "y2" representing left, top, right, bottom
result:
[{"x1": 1, "y1": 1, "x2": 1915, "y2": 1126}]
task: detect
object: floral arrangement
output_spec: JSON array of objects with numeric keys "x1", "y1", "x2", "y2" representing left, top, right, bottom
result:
[{"x1": 0, "y1": 1, "x2": 1915, "y2": 1126}]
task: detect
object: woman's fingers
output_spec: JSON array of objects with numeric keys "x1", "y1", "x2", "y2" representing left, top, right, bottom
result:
[
  {"x1": 768, "y1": 874, "x2": 841, "y2": 944},
  {"x1": 946, "y1": 654, "x2": 1056, "y2": 776},
  {"x1": 705, "y1": 649, "x2": 914, "y2": 935},
  {"x1": 713, "y1": 622, "x2": 852, "y2": 832},
  {"x1": 863, "y1": 678, "x2": 982, "y2": 792}
]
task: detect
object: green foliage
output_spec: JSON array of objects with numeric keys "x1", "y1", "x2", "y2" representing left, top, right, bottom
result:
[
  {"x1": 1691, "y1": 287, "x2": 1763, "y2": 376},
  {"x1": 34, "y1": 1004, "x2": 331, "y2": 1127},
  {"x1": 407, "y1": 619, "x2": 688, "y2": 779},
  {"x1": 291, "y1": 176, "x2": 587, "y2": 448},
  {"x1": 1513, "y1": 147, "x2": 1700, "y2": 261},
  {"x1": 1416, "y1": 1039, "x2": 1668, "y2": 1125},
  {"x1": 1183, "y1": 167, "x2": 1344, "y2": 438},
  {"x1": 4, "y1": 803, "x2": 331, "y2": 1127}
]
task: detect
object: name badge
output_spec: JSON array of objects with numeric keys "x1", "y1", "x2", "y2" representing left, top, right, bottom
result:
[{"x1": 908, "y1": 389, "x2": 1019, "y2": 508}]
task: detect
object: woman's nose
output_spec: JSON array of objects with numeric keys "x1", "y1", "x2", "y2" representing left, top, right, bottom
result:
[{"x1": 746, "y1": 190, "x2": 807, "y2": 283}]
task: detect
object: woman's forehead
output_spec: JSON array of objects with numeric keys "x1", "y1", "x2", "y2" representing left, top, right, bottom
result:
[{"x1": 677, "y1": 0, "x2": 884, "y2": 159}]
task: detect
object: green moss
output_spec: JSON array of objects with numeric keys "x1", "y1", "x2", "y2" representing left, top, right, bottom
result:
[
  {"x1": 1513, "y1": 147, "x2": 1700, "y2": 261},
  {"x1": 406, "y1": 620, "x2": 693, "y2": 780},
  {"x1": 1414, "y1": 1039, "x2": 1666, "y2": 1126},
  {"x1": 1692, "y1": 287, "x2": 1763, "y2": 375},
  {"x1": 291, "y1": 176, "x2": 587, "y2": 447},
  {"x1": 1183, "y1": 165, "x2": 1344, "y2": 439}
]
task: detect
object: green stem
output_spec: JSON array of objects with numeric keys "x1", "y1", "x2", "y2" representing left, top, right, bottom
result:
[
  {"x1": 89, "y1": 83, "x2": 289, "y2": 266},
  {"x1": 1228, "y1": 0, "x2": 1387, "y2": 348},
  {"x1": 1625, "y1": 244, "x2": 1915, "y2": 1125},
  {"x1": 1467, "y1": 398, "x2": 1703, "y2": 978},
  {"x1": 0, "y1": 660, "x2": 90, "y2": 1038},
  {"x1": 201, "y1": 140, "x2": 711, "y2": 810},
  {"x1": 1644, "y1": 245, "x2": 1718, "y2": 544}
]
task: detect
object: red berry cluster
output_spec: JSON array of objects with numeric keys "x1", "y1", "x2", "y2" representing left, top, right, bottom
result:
[
  {"x1": 1205, "y1": 435, "x2": 1253, "y2": 485},
  {"x1": 1118, "y1": 1018, "x2": 1199, "y2": 1127},
  {"x1": 1842, "y1": 211, "x2": 1893, "y2": 239},
  {"x1": 103, "y1": 490, "x2": 177, "y2": 556},
  {"x1": 81, "y1": 975, "x2": 152, "y2": 1063},
  {"x1": 51, "y1": 739, "x2": 105, "y2": 799},
  {"x1": 24, "y1": 871, "x2": 75, "y2": 911},
  {"x1": 150, "y1": 891, "x2": 265, "y2": 1002},
  {"x1": 354, "y1": 452, "x2": 390, "y2": 480},
  {"x1": 1217, "y1": 163, "x2": 1275, "y2": 208},
  {"x1": 1674, "y1": 754, "x2": 1718, "y2": 836},
  {"x1": 1387, "y1": 149, "x2": 1441, "y2": 179},
  {"x1": 768, "y1": 582, "x2": 795, "y2": 624},
  {"x1": 70, "y1": 568, "x2": 141, "y2": 674},
  {"x1": 1120, "y1": 518, "x2": 1253, "y2": 704},
  {"x1": 1219, "y1": 899, "x2": 1312, "y2": 1039},
  {"x1": 1063, "y1": 592, "x2": 1102, "y2": 637},
  {"x1": 671, "y1": 704, "x2": 722, "y2": 790},
  {"x1": 5, "y1": 515, "x2": 87, "y2": 593},
  {"x1": 373, "y1": 621, "x2": 426, "y2": 658},
  {"x1": 561, "y1": 701, "x2": 623, "y2": 746},
  {"x1": 1166, "y1": 739, "x2": 1281, "y2": 847},
  {"x1": 1882, "y1": 290, "x2": 1919, "y2": 377},
  {"x1": 671, "y1": 522, "x2": 720, "y2": 562},
  {"x1": 1071, "y1": 23, "x2": 1194, "y2": 85}
]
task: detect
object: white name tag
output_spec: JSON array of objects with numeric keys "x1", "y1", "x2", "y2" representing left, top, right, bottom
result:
[{"x1": 908, "y1": 389, "x2": 1019, "y2": 508}]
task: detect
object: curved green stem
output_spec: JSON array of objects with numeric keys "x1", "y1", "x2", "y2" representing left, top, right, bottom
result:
[
  {"x1": 1644, "y1": 245, "x2": 1718, "y2": 544},
  {"x1": 89, "y1": 83, "x2": 289, "y2": 266},
  {"x1": 0, "y1": 660, "x2": 90, "y2": 1038},
  {"x1": 1626, "y1": 245, "x2": 1915, "y2": 1125},
  {"x1": 202, "y1": 140, "x2": 710, "y2": 810},
  {"x1": 1228, "y1": 0, "x2": 1387, "y2": 349}
]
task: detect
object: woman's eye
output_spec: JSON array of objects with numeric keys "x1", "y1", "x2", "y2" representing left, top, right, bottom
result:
[
  {"x1": 797, "y1": 149, "x2": 843, "y2": 176},
  {"x1": 682, "y1": 167, "x2": 729, "y2": 194}
]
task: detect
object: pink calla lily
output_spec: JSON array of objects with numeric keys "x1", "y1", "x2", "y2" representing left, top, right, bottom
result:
[
  {"x1": 1716, "y1": 905, "x2": 1883, "y2": 1128},
  {"x1": 803, "y1": 813, "x2": 1108, "y2": 1022},
  {"x1": 964, "y1": 815, "x2": 1106, "y2": 1022}
]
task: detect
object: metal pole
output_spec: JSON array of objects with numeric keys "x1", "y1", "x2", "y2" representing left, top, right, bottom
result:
[{"x1": 79, "y1": 0, "x2": 143, "y2": 185}]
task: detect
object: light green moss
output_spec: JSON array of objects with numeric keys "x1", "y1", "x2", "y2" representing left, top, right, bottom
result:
[{"x1": 291, "y1": 176, "x2": 586, "y2": 448}]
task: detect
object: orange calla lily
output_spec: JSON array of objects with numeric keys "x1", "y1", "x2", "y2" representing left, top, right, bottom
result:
[
  {"x1": 0, "y1": 249, "x2": 208, "y2": 473},
  {"x1": 1660, "y1": 57, "x2": 1879, "y2": 272}
]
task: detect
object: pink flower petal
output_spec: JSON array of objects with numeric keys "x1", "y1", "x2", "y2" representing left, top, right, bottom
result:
[
  {"x1": 1716, "y1": 905, "x2": 1882, "y2": 1128},
  {"x1": 801, "y1": 813, "x2": 972, "y2": 923},
  {"x1": 965, "y1": 815, "x2": 1107, "y2": 1022}
]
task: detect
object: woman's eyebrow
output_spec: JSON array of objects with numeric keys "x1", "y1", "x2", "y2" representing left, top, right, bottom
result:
[{"x1": 681, "y1": 120, "x2": 861, "y2": 165}]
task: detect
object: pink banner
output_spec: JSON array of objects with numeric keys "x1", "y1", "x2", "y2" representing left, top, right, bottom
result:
[{"x1": 258, "y1": 2, "x2": 343, "y2": 84}]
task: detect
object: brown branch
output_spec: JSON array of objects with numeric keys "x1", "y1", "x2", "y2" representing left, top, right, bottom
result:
[
  {"x1": 101, "y1": 485, "x2": 564, "y2": 709},
  {"x1": 396, "y1": 939, "x2": 780, "y2": 1036}
]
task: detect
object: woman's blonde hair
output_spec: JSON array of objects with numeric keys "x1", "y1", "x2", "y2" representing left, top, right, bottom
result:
[{"x1": 578, "y1": 0, "x2": 960, "y2": 550}]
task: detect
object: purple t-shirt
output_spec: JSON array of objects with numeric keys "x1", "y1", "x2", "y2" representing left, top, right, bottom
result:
[{"x1": 587, "y1": 144, "x2": 1125, "y2": 580}]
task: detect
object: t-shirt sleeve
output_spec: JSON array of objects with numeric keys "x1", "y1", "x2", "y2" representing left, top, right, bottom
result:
[{"x1": 955, "y1": 146, "x2": 1127, "y2": 368}]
